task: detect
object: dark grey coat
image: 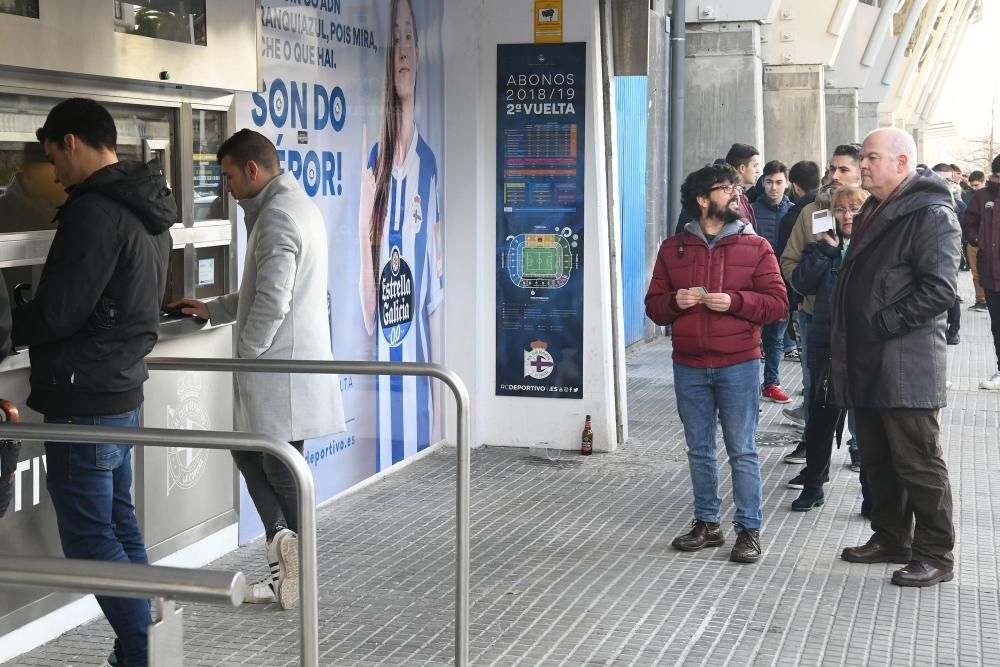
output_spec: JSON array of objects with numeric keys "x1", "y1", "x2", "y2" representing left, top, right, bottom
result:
[{"x1": 829, "y1": 169, "x2": 961, "y2": 409}]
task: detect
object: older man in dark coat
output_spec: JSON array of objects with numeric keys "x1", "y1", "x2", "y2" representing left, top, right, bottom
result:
[{"x1": 830, "y1": 128, "x2": 961, "y2": 587}]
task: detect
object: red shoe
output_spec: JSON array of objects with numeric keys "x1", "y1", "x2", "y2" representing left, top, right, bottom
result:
[{"x1": 762, "y1": 384, "x2": 792, "y2": 404}]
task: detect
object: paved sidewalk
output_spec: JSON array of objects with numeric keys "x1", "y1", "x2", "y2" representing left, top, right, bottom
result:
[{"x1": 18, "y1": 273, "x2": 1000, "y2": 666}]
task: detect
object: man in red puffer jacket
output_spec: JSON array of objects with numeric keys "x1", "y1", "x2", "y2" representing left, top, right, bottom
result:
[{"x1": 645, "y1": 163, "x2": 787, "y2": 564}]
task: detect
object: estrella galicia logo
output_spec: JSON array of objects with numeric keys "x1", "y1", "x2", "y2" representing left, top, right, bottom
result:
[{"x1": 379, "y1": 246, "x2": 413, "y2": 347}]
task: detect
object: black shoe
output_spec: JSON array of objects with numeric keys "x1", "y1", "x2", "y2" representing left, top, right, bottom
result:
[
  {"x1": 970, "y1": 302, "x2": 988, "y2": 312},
  {"x1": 841, "y1": 538, "x2": 911, "y2": 564},
  {"x1": 791, "y1": 486, "x2": 824, "y2": 511},
  {"x1": 786, "y1": 473, "x2": 805, "y2": 489},
  {"x1": 892, "y1": 560, "x2": 954, "y2": 587},
  {"x1": 783, "y1": 445, "x2": 806, "y2": 464},
  {"x1": 946, "y1": 331, "x2": 960, "y2": 345}
]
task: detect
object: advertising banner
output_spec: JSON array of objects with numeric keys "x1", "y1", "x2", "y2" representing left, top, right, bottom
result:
[
  {"x1": 235, "y1": 0, "x2": 445, "y2": 543},
  {"x1": 495, "y1": 42, "x2": 586, "y2": 399}
]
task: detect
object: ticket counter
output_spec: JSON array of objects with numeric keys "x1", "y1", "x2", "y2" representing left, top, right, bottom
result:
[{"x1": 0, "y1": 0, "x2": 259, "y2": 638}]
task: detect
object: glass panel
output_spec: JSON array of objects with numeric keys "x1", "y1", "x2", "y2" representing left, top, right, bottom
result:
[
  {"x1": 192, "y1": 109, "x2": 225, "y2": 221},
  {"x1": 194, "y1": 245, "x2": 227, "y2": 298},
  {"x1": 0, "y1": 93, "x2": 175, "y2": 235},
  {"x1": 114, "y1": 0, "x2": 207, "y2": 46},
  {"x1": 0, "y1": 1, "x2": 39, "y2": 19}
]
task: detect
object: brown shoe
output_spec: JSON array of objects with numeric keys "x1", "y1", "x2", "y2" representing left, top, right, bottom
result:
[
  {"x1": 671, "y1": 520, "x2": 725, "y2": 552},
  {"x1": 729, "y1": 528, "x2": 762, "y2": 563},
  {"x1": 891, "y1": 560, "x2": 954, "y2": 587},
  {"x1": 841, "y1": 538, "x2": 911, "y2": 564}
]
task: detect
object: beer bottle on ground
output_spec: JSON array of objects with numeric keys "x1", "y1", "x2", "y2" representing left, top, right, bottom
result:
[{"x1": 581, "y1": 414, "x2": 593, "y2": 455}]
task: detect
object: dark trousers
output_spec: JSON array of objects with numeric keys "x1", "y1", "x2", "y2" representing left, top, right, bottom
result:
[
  {"x1": 854, "y1": 408, "x2": 954, "y2": 568},
  {"x1": 946, "y1": 298, "x2": 961, "y2": 335},
  {"x1": 986, "y1": 289, "x2": 1000, "y2": 372},
  {"x1": 233, "y1": 439, "x2": 305, "y2": 541},
  {"x1": 800, "y1": 360, "x2": 842, "y2": 488}
]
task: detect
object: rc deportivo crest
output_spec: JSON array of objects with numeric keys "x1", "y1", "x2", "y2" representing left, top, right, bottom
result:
[
  {"x1": 410, "y1": 193, "x2": 422, "y2": 231},
  {"x1": 524, "y1": 340, "x2": 555, "y2": 379},
  {"x1": 166, "y1": 373, "x2": 211, "y2": 495}
]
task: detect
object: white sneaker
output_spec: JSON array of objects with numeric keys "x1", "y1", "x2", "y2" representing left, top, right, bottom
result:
[
  {"x1": 242, "y1": 538, "x2": 281, "y2": 604},
  {"x1": 981, "y1": 373, "x2": 1000, "y2": 390},
  {"x1": 273, "y1": 528, "x2": 300, "y2": 610}
]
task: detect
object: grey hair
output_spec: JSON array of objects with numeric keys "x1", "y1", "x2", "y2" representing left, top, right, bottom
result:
[{"x1": 863, "y1": 128, "x2": 917, "y2": 173}]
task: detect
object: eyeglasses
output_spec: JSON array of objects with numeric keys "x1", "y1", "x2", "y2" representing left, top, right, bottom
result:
[
  {"x1": 833, "y1": 207, "x2": 863, "y2": 216},
  {"x1": 710, "y1": 184, "x2": 744, "y2": 195}
]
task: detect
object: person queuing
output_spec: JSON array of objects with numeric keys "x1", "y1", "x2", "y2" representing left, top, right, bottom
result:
[
  {"x1": 832, "y1": 128, "x2": 961, "y2": 588},
  {"x1": 752, "y1": 160, "x2": 795, "y2": 406},
  {"x1": 779, "y1": 145, "x2": 862, "y2": 463},
  {"x1": 14, "y1": 98, "x2": 174, "y2": 667},
  {"x1": 646, "y1": 163, "x2": 787, "y2": 564},
  {"x1": 171, "y1": 130, "x2": 346, "y2": 609},
  {"x1": 961, "y1": 154, "x2": 1000, "y2": 390},
  {"x1": 787, "y1": 186, "x2": 869, "y2": 512},
  {"x1": 932, "y1": 163, "x2": 964, "y2": 345}
]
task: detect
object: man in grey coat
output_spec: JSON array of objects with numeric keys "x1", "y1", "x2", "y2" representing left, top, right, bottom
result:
[
  {"x1": 172, "y1": 130, "x2": 345, "y2": 609},
  {"x1": 831, "y1": 128, "x2": 961, "y2": 587}
]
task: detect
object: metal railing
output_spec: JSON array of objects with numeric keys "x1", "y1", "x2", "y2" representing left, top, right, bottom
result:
[
  {"x1": 0, "y1": 556, "x2": 244, "y2": 606},
  {"x1": 146, "y1": 357, "x2": 472, "y2": 667},
  {"x1": 0, "y1": 423, "x2": 317, "y2": 666}
]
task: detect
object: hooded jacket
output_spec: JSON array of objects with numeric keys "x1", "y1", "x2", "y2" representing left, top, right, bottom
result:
[
  {"x1": 829, "y1": 170, "x2": 961, "y2": 409},
  {"x1": 961, "y1": 180, "x2": 1000, "y2": 291},
  {"x1": 645, "y1": 219, "x2": 788, "y2": 368},
  {"x1": 13, "y1": 160, "x2": 174, "y2": 416}
]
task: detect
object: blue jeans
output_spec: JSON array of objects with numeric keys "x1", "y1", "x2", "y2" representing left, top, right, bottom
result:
[
  {"x1": 44, "y1": 409, "x2": 150, "y2": 667},
  {"x1": 761, "y1": 319, "x2": 787, "y2": 388},
  {"x1": 847, "y1": 409, "x2": 857, "y2": 452},
  {"x1": 674, "y1": 359, "x2": 763, "y2": 531},
  {"x1": 797, "y1": 310, "x2": 813, "y2": 427},
  {"x1": 783, "y1": 326, "x2": 797, "y2": 353}
]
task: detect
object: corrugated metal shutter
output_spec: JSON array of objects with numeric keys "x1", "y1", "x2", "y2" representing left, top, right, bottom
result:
[{"x1": 615, "y1": 76, "x2": 648, "y2": 348}]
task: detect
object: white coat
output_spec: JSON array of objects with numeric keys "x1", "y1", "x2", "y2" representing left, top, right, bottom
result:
[{"x1": 207, "y1": 173, "x2": 346, "y2": 441}]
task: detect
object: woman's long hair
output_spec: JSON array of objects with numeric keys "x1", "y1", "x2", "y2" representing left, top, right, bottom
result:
[{"x1": 369, "y1": 0, "x2": 418, "y2": 291}]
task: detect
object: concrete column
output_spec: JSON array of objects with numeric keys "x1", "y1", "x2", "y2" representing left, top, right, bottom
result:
[
  {"x1": 683, "y1": 23, "x2": 763, "y2": 173},
  {"x1": 858, "y1": 102, "x2": 880, "y2": 137},
  {"x1": 763, "y1": 64, "x2": 826, "y2": 165},
  {"x1": 825, "y1": 87, "x2": 860, "y2": 150}
]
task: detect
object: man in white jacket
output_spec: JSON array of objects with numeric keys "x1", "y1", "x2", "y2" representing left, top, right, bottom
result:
[{"x1": 171, "y1": 129, "x2": 345, "y2": 610}]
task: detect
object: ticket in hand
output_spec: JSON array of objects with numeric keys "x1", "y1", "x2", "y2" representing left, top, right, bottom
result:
[{"x1": 692, "y1": 286, "x2": 708, "y2": 299}]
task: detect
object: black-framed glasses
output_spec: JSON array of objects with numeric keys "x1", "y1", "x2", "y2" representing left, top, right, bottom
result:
[{"x1": 710, "y1": 183, "x2": 744, "y2": 195}]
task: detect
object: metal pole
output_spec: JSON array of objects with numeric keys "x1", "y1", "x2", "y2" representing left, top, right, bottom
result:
[
  {"x1": 667, "y1": 0, "x2": 685, "y2": 236},
  {"x1": 0, "y1": 423, "x2": 319, "y2": 667},
  {"x1": 145, "y1": 357, "x2": 471, "y2": 666},
  {"x1": 0, "y1": 556, "x2": 245, "y2": 606}
]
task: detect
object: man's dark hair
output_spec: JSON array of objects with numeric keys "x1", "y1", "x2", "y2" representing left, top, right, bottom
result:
[
  {"x1": 788, "y1": 160, "x2": 820, "y2": 191},
  {"x1": 969, "y1": 170, "x2": 986, "y2": 182},
  {"x1": 35, "y1": 98, "x2": 117, "y2": 152},
  {"x1": 725, "y1": 143, "x2": 759, "y2": 170},
  {"x1": 931, "y1": 162, "x2": 953, "y2": 174},
  {"x1": 680, "y1": 163, "x2": 738, "y2": 219},
  {"x1": 832, "y1": 143, "x2": 862, "y2": 163},
  {"x1": 762, "y1": 160, "x2": 788, "y2": 178},
  {"x1": 216, "y1": 129, "x2": 280, "y2": 171},
  {"x1": 991, "y1": 154, "x2": 1000, "y2": 175}
]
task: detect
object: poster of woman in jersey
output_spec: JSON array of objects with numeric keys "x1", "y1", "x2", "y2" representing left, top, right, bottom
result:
[{"x1": 358, "y1": 0, "x2": 444, "y2": 473}]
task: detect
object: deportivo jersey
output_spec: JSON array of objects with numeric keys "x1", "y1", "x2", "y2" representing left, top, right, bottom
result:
[{"x1": 368, "y1": 130, "x2": 443, "y2": 472}]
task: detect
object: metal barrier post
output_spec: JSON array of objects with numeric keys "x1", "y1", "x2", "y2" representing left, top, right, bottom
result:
[
  {"x1": 145, "y1": 357, "x2": 471, "y2": 666},
  {"x1": 0, "y1": 423, "x2": 318, "y2": 667}
]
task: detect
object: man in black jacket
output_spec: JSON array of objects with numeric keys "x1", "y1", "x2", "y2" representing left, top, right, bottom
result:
[
  {"x1": 14, "y1": 98, "x2": 174, "y2": 667},
  {"x1": 832, "y1": 128, "x2": 961, "y2": 588}
]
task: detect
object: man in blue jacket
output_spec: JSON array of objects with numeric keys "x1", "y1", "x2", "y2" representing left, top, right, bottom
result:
[{"x1": 753, "y1": 160, "x2": 794, "y2": 404}]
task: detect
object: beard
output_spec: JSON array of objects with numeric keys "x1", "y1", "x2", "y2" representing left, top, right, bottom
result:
[{"x1": 708, "y1": 198, "x2": 741, "y2": 224}]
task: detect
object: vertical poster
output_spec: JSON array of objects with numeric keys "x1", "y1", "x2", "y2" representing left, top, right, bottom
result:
[
  {"x1": 235, "y1": 0, "x2": 445, "y2": 543},
  {"x1": 496, "y1": 43, "x2": 585, "y2": 399}
]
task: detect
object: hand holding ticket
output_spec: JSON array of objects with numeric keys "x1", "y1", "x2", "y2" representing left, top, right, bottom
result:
[{"x1": 812, "y1": 209, "x2": 835, "y2": 234}]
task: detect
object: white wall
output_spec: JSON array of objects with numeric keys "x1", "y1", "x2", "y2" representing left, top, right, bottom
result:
[{"x1": 442, "y1": 0, "x2": 622, "y2": 452}]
